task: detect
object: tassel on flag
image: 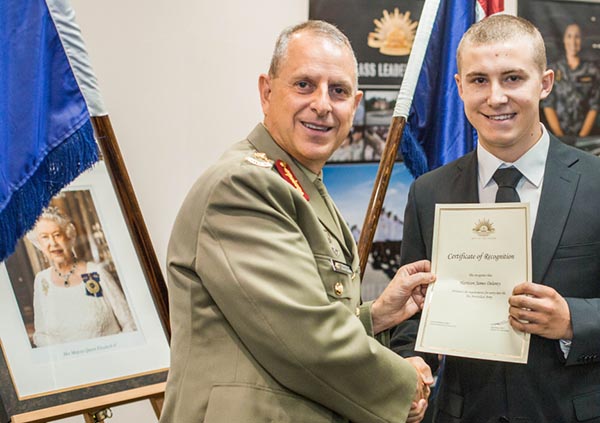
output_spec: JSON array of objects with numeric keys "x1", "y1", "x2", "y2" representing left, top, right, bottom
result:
[{"x1": 0, "y1": 0, "x2": 106, "y2": 260}]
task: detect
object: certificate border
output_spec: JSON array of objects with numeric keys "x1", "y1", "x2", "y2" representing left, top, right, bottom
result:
[{"x1": 416, "y1": 203, "x2": 532, "y2": 363}]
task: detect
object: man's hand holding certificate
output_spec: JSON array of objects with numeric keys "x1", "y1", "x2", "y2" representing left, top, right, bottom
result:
[{"x1": 416, "y1": 203, "x2": 532, "y2": 363}]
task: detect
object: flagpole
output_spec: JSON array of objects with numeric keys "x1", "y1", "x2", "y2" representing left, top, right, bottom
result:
[{"x1": 357, "y1": 0, "x2": 441, "y2": 279}]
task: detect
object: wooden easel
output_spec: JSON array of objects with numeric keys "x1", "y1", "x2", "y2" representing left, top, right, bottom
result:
[
  {"x1": 83, "y1": 391, "x2": 163, "y2": 423},
  {"x1": 10, "y1": 382, "x2": 165, "y2": 423}
]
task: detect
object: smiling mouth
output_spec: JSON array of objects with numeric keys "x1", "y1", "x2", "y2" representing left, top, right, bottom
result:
[
  {"x1": 484, "y1": 113, "x2": 516, "y2": 121},
  {"x1": 302, "y1": 122, "x2": 332, "y2": 132}
]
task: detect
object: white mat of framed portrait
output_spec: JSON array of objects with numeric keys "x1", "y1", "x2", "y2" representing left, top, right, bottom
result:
[{"x1": 0, "y1": 161, "x2": 170, "y2": 401}]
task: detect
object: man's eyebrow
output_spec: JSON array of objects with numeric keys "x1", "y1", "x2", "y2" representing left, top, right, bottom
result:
[
  {"x1": 464, "y1": 68, "x2": 526, "y2": 78},
  {"x1": 464, "y1": 71, "x2": 488, "y2": 78},
  {"x1": 497, "y1": 67, "x2": 527, "y2": 75},
  {"x1": 330, "y1": 79, "x2": 353, "y2": 88},
  {"x1": 289, "y1": 72, "x2": 313, "y2": 81}
]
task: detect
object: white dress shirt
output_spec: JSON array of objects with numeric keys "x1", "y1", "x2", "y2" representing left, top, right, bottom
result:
[{"x1": 477, "y1": 124, "x2": 550, "y2": 232}]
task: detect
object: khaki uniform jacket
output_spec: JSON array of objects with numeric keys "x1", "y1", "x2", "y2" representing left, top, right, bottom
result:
[{"x1": 160, "y1": 124, "x2": 417, "y2": 423}]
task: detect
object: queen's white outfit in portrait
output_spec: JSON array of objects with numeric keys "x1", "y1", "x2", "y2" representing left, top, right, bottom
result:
[{"x1": 32, "y1": 262, "x2": 136, "y2": 347}]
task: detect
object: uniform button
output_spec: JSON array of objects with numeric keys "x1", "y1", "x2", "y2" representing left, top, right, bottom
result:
[
  {"x1": 334, "y1": 282, "x2": 344, "y2": 296},
  {"x1": 355, "y1": 307, "x2": 361, "y2": 317}
]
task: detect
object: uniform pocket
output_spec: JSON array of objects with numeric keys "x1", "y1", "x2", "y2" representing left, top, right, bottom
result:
[
  {"x1": 314, "y1": 254, "x2": 357, "y2": 302},
  {"x1": 204, "y1": 383, "x2": 335, "y2": 423}
]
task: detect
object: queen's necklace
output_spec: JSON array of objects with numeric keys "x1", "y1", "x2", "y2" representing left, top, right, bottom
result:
[{"x1": 53, "y1": 259, "x2": 78, "y2": 286}]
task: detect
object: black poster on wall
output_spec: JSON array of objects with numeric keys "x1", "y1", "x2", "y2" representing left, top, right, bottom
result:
[
  {"x1": 309, "y1": 0, "x2": 425, "y2": 87},
  {"x1": 311, "y1": 1, "x2": 424, "y2": 165}
]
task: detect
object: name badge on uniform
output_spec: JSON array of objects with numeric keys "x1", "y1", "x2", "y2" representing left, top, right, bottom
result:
[{"x1": 330, "y1": 259, "x2": 353, "y2": 276}]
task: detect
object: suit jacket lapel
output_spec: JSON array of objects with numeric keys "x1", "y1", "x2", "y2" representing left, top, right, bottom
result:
[
  {"x1": 247, "y1": 125, "x2": 352, "y2": 259},
  {"x1": 454, "y1": 152, "x2": 480, "y2": 203},
  {"x1": 531, "y1": 137, "x2": 580, "y2": 283}
]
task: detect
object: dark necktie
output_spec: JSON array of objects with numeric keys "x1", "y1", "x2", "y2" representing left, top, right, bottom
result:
[{"x1": 493, "y1": 167, "x2": 523, "y2": 203}]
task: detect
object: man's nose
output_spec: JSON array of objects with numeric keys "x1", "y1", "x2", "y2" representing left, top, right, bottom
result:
[
  {"x1": 487, "y1": 81, "x2": 508, "y2": 106},
  {"x1": 310, "y1": 86, "x2": 333, "y2": 116}
]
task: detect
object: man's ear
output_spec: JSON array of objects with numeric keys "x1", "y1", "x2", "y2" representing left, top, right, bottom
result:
[
  {"x1": 540, "y1": 69, "x2": 555, "y2": 100},
  {"x1": 258, "y1": 73, "x2": 272, "y2": 115},
  {"x1": 454, "y1": 74, "x2": 464, "y2": 99},
  {"x1": 354, "y1": 90, "x2": 364, "y2": 110}
]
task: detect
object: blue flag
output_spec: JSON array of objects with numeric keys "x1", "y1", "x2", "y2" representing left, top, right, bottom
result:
[
  {"x1": 0, "y1": 0, "x2": 104, "y2": 260},
  {"x1": 400, "y1": 0, "x2": 480, "y2": 178}
]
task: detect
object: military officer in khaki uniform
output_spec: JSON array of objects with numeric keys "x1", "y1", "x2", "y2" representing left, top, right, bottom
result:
[{"x1": 160, "y1": 20, "x2": 435, "y2": 423}]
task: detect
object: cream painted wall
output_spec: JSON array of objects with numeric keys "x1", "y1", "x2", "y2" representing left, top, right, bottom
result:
[{"x1": 48, "y1": 1, "x2": 517, "y2": 421}]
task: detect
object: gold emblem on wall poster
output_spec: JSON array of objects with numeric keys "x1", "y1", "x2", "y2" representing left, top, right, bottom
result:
[{"x1": 367, "y1": 8, "x2": 418, "y2": 56}]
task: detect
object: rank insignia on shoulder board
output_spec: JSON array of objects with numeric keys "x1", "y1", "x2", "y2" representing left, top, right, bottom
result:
[{"x1": 245, "y1": 151, "x2": 274, "y2": 168}]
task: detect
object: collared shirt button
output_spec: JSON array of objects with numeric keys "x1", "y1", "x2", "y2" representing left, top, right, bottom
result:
[{"x1": 334, "y1": 282, "x2": 344, "y2": 296}]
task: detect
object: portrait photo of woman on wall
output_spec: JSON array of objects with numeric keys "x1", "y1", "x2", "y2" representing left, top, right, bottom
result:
[
  {"x1": 520, "y1": 0, "x2": 600, "y2": 155},
  {"x1": 26, "y1": 206, "x2": 136, "y2": 347}
]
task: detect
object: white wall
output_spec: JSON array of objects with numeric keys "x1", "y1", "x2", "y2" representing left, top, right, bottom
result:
[{"x1": 50, "y1": 1, "x2": 518, "y2": 420}]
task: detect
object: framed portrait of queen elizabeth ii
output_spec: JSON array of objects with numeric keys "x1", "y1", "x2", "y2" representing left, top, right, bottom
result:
[{"x1": 0, "y1": 161, "x2": 170, "y2": 419}]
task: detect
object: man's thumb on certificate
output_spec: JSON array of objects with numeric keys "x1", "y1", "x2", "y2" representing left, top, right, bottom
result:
[{"x1": 371, "y1": 260, "x2": 436, "y2": 333}]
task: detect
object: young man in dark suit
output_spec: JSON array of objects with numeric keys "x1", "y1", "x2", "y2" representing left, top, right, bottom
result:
[{"x1": 394, "y1": 14, "x2": 600, "y2": 423}]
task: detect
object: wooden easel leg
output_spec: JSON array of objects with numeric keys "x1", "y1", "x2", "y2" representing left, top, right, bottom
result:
[
  {"x1": 149, "y1": 393, "x2": 164, "y2": 419},
  {"x1": 84, "y1": 408, "x2": 112, "y2": 423}
]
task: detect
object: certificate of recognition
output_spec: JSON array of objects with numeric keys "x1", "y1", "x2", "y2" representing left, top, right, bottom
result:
[{"x1": 415, "y1": 203, "x2": 531, "y2": 363}]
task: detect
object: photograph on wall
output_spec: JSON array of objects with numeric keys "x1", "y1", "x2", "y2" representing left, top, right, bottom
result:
[
  {"x1": 323, "y1": 162, "x2": 413, "y2": 300},
  {"x1": 365, "y1": 89, "x2": 397, "y2": 125},
  {"x1": 0, "y1": 162, "x2": 170, "y2": 400},
  {"x1": 519, "y1": 0, "x2": 600, "y2": 156},
  {"x1": 328, "y1": 90, "x2": 402, "y2": 163}
]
